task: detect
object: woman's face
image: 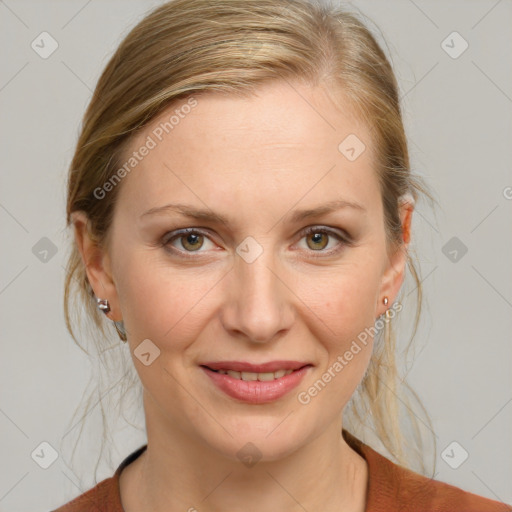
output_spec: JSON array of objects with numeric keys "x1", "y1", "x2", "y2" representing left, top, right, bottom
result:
[{"x1": 82, "y1": 80, "x2": 410, "y2": 461}]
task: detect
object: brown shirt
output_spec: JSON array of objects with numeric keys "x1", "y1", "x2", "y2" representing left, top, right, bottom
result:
[{"x1": 52, "y1": 429, "x2": 511, "y2": 512}]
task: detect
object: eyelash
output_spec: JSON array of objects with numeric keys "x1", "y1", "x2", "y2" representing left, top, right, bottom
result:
[{"x1": 161, "y1": 226, "x2": 352, "y2": 260}]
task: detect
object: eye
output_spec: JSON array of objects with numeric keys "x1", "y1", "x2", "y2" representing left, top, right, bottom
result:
[
  {"x1": 161, "y1": 225, "x2": 352, "y2": 259},
  {"x1": 296, "y1": 226, "x2": 350, "y2": 257},
  {"x1": 163, "y1": 228, "x2": 216, "y2": 255}
]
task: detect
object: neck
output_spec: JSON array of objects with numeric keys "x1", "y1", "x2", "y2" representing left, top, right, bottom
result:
[{"x1": 120, "y1": 401, "x2": 368, "y2": 512}]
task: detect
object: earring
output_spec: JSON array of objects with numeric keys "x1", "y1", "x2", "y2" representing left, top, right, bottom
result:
[
  {"x1": 383, "y1": 296, "x2": 390, "y2": 319},
  {"x1": 95, "y1": 297, "x2": 128, "y2": 343},
  {"x1": 96, "y1": 297, "x2": 111, "y2": 314},
  {"x1": 113, "y1": 321, "x2": 128, "y2": 343}
]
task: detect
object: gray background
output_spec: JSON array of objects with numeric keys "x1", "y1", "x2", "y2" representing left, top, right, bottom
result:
[{"x1": 1, "y1": 0, "x2": 511, "y2": 510}]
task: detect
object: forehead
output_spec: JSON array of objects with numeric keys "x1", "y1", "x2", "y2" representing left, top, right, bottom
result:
[{"x1": 115, "y1": 80, "x2": 379, "y2": 219}]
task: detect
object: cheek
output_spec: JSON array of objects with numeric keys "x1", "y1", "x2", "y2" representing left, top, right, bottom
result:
[
  {"x1": 303, "y1": 276, "x2": 377, "y2": 411},
  {"x1": 115, "y1": 252, "x2": 220, "y2": 345},
  {"x1": 303, "y1": 262, "x2": 380, "y2": 393},
  {"x1": 308, "y1": 263, "x2": 381, "y2": 341},
  {"x1": 115, "y1": 238, "x2": 383, "y2": 352}
]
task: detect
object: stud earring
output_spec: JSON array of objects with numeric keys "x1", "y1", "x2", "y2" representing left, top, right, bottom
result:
[{"x1": 383, "y1": 296, "x2": 390, "y2": 319}]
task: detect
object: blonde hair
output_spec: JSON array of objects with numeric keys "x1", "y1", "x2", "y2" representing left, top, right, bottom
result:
[{"x1": 63, "y1": 0, "x2": 438, "y2": 479}]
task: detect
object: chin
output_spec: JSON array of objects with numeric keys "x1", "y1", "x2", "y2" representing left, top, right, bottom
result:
[{"x1": 198, "y1": 417, "x2": 311, "y2": 465}]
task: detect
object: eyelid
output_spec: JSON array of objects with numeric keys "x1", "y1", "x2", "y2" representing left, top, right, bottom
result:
[
  {"x1": 295, "y1": 225, "x2": 351, "y2": 257},
  {"x1": 300, "y1": 225, "x2": 351, "y2": 242},
  {"x1": 161, "y1": 225, "x2": 352, "y2": 258},
  {"x1": 162, "y1": 227, "x2": 217, "y2": 255}
]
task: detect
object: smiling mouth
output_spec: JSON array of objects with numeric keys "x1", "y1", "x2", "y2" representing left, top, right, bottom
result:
[{"x1": 200, "y1": 363, "x2": 312, "y2": 403}]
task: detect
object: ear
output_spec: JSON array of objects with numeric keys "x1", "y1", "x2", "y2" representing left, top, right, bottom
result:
[
  {"x1": 71, "y1": 211, "x2": 122, "y2": 322},
  {"x1": 376, "y1": 199, "x2": 414, "y2": 317}
]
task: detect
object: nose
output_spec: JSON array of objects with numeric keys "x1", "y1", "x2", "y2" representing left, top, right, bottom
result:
[{"x1": 219, "y1": 241, "x2": 295, "y2": 344}]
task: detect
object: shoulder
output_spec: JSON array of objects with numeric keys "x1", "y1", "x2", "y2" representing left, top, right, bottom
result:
[
  {"x1": 51, "y1": 476, "x2": 120, "y2": 512},
  {"x1": 391, "y1": 463, "x2": 511, "y2": 512},
  {"x1": 342, "y1": 429, "x2": 511, "y2": 512},
  {"x1": 51, "y1": 445, "x2": 147, "y2": 512}
]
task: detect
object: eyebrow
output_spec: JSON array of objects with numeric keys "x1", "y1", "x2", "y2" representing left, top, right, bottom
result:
[{"x1": 140, "y1": 199, "x2": 366, "y2": 224}]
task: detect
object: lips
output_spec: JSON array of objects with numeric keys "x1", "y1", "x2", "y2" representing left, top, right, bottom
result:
[
  {"x1": 200, "y1": 363, "x2": 312, "y2": 403},
  {"x1": 200, "y1": 360, "x2": 310, "y2": 373}
]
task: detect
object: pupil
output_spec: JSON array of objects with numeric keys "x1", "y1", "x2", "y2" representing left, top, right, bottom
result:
[
  {"x1": 308, "y1": 232, "x2": 327, "y2": 250},
  {"x1": 183, "y1": 233, "x2": 203, "y2": 251}
]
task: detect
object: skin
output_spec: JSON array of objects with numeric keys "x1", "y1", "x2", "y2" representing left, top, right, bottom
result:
[{"x1": 73, "y1": 79, "x2": 413, "y2": 512}]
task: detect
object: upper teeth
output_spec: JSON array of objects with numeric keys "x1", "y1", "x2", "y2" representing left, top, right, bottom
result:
[{"x1": 216, "y1": 369, "x2": 294, "y2": 381}]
